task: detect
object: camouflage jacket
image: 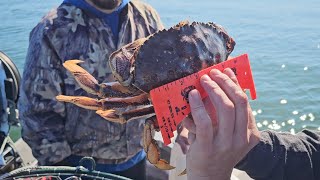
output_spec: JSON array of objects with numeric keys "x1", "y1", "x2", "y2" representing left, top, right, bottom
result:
[{"x1": 18, "y1": 0, "x2": 164, "y2": 165}]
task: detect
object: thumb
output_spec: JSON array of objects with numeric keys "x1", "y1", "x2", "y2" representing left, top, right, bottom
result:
[
  {"x1": 189, "y1": 89, "x2": 213, "y2": 146},
  {"x1": 177, "y1": 135, "x2": 189, "y2": 154}
]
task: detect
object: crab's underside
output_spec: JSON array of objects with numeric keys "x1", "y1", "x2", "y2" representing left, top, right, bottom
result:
[{"x1": 56, "y1": 21, "x2": 235, "y2": 175}]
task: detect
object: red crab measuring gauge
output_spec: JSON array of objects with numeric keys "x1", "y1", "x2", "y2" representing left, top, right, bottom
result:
[{"x1": 150, "y1": 54, "x2": 257, "y2": 145}]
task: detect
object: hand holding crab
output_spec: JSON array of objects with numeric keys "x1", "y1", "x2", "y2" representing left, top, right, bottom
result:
[
  {"x1": 56, "y1": 21, "x2": 235, "y2": 174},
  {"x1": 183, "y1": 68, "x2": 261, "y2": 179}
]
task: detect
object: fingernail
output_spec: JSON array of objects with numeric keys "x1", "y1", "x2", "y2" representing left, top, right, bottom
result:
[
  {"x1": 201, "y1": 74, "x2": 210, "y2": 81},
  {"x1": 189, "y1": 89, "x2": 200, "y2": 100},
  {"x1": 223, "y1": 68, "x2": 230, "y2": 73},
  {"x1": 210, "y1": 69, "x2": 221, "y2": 75},
  {"x1": 224, "y1": 68, "x2": 235, "y2": 75}
]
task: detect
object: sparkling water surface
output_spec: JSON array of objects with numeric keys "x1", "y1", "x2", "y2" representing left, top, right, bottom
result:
[{"x1": 0, "y1": 0, "x2": 319, "y2": 133}]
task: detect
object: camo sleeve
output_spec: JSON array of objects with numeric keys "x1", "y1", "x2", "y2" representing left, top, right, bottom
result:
[
  {"x1": 145, "y1": 2, "x2": 165, "y2": 32},
  {"x1": 18, "y1": 24, "x2": 71, "y2": 165},
  {"x1": 132, "y1": 0, "x2": 165, "y2": 33}
]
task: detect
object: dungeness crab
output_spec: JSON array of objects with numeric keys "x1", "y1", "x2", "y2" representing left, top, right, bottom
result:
[{"x1": 56, "y1": 21, "x2": 235, "y2": 173}]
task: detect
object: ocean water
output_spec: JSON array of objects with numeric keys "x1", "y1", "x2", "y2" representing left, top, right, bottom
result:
[{"x1": 0, "y1": 0, "x2": 319, "y2": 133}]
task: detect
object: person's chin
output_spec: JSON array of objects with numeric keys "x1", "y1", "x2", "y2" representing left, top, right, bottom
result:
[
  {"x1": 99, "y1": 5, "x2": 119, "y2": 11},
  {"x1": 91, "y1": 0, "x2": 121, "y2": 11}
]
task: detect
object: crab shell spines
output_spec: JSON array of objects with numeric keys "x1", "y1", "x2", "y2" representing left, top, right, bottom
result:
[{"x1": 133, "y1": 22, "x2": 236, "y2": 92}]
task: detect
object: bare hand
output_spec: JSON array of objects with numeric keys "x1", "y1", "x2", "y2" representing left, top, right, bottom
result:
[{"x1": 183, "y1": 68, "x2": 260, "y2": 180}]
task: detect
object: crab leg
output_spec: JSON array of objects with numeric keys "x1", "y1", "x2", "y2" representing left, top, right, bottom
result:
[
  {"x1": 63, "y1": 60, "x2": 140, "y2": 98},
  {"x1": 56, "y1": 93, "x2": 155, "y2": 123},
  {"x1": 56, "y1": 95, "x2": 102, "y2": 110},
  {"x1": 118, "y1": 105, "x2": 155, "y2": 121},
  {"x1": 99, "y1": 82, "x2": 141, "y2": 98},
  {"x1": 56, "y1": 93, "x2": 150, "y2": 109},
  {"x1": 144, "y1": 116, "x2": 175, "y2": 170},
  {"x1": 96, "y1": 105, "x2": 155, "y2": 124}
]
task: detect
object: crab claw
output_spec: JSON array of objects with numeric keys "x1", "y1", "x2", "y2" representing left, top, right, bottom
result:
[
  {"x1": 144, "y1": 119, "x2": 175, "y2": 170},
  {"x1": 63, "y1": 60, "x2": 139, "y2": 98},
  {"x1": 178, "y1": 169, "x2": 187, "y2": 176},
  {"x1": 154, "y1": 159, "x2": 175, "y2": 170},
  {"x1": 63, "y1": 60, "x2": 100, "y2": 96},
  {"x1": 56, "y1": 95, "x2": 102, "y2": 110},
  {"x1": 96, "y1": 109, "x2": 126, "y2": 124}
]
